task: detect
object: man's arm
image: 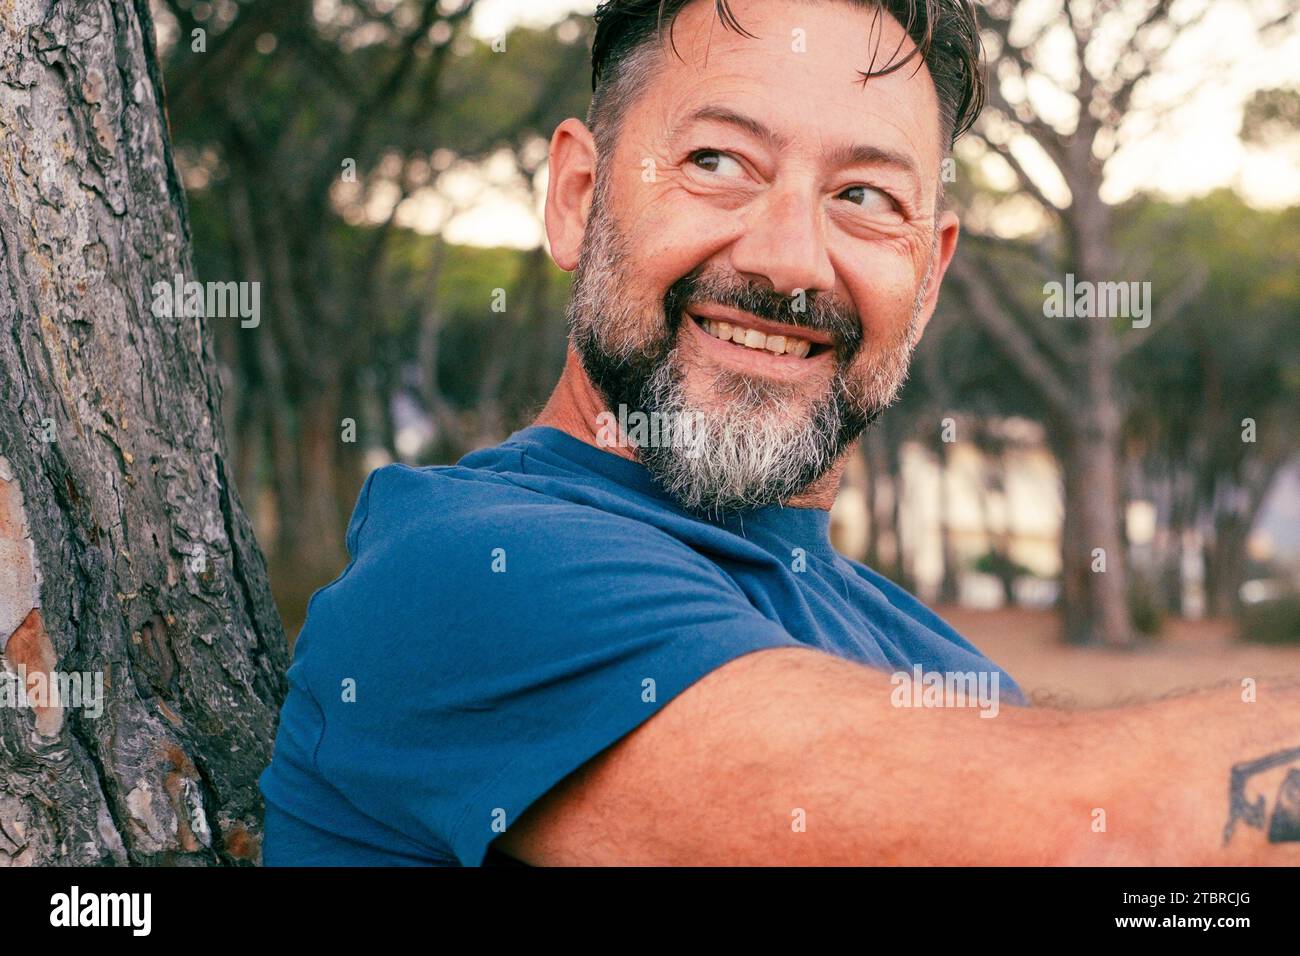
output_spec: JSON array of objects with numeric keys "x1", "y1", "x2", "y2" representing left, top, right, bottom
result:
[{"x1": 493, "y1": 647, "x2": 1300, "y2": 865}]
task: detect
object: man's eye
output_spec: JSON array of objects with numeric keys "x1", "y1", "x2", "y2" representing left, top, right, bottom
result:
[
  {"x1": 690, "y1": 150, "x2": 745, "y2": 177},
  {"x1": 838, "y1": 184, "x2": 895, "y2": 213}
]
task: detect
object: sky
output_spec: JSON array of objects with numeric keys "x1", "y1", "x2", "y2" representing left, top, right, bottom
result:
[{"x1": 427, "y1": 0, "x2": 1300, "y2": 249}]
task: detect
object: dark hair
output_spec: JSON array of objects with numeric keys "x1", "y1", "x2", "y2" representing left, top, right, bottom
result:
[{"x1": 588, "y1": 0, "x2": 984, "y2": 156}]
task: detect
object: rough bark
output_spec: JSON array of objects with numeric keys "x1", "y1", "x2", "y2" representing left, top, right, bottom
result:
[
  {"x1": 0, "y1": 0, "x2": 288, "y2": 864},
  {"x1": 1054, "y1": 421, "x2": 1133, "y2": 646}
]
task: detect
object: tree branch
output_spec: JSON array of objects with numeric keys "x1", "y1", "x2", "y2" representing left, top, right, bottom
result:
[{"x1": 946, "y1": 251, "x2": 1075, "y2": 415}]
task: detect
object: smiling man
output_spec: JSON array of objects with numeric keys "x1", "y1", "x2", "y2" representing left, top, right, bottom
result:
[{"x1": 260, "y1": 0, "x2": 1300, "y2": 867}]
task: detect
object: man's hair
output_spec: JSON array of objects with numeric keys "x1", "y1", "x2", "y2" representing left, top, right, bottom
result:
[{"x1": 587, "y1": 0, "x2": 984, "y2": 161}]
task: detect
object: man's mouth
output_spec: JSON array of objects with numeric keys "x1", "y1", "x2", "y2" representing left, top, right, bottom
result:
[{"x1": 686, "y1": 308, "x2": 832, "y2": 360}]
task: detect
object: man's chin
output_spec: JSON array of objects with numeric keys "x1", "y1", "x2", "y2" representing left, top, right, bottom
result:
[
  {"x1": 680, "y1": 365, "x2": 827, "y2": 417},
  {"x1": 637, "y1": 437, "x2": 831, "y2": 514},
  {"x1": 633, "y1": 400, "x2": 849, "y2": 514}
]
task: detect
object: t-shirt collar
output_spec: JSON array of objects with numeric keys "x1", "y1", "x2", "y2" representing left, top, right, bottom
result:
[{"x1": 504, "y1": 425, "x2": 837, "y2": 560}]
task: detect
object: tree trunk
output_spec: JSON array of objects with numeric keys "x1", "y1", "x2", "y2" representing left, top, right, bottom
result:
[
  {"x1": 1205, "y1": 505, "x2": 1255, "y2": 619},
  {"x1": 1202, "y1": 453, "x2": 1288, "y2": 620},
  {"x1": 0, "y1": 0, "x2": 287, "y2": 864},
  {"x1": 936, "y1": 442, "x2": 960, "y2": 605},
  {"x1": 299, "y1": 384, "x2": 348, "y2": 569},
  {"x1": 862, "y1": 432, "x2": 880, "y2": 569},
  {"x1": 1056, "y1": 419, "x2": 1134, "y2": 646},
  {"x1": 887, "y1": 441, "x2": 908, "y2": 588}
]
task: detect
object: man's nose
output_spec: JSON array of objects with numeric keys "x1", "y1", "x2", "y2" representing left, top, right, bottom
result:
[{"x1": 728, "y1": 187, "x2": 835, "y2": 298}]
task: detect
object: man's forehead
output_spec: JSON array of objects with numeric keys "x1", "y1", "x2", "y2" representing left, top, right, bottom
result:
[{"x1": 641, "y1": 0, "x2": 942, "y2": 161}]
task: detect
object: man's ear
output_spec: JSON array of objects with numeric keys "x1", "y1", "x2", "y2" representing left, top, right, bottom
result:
[
  {"x1": 911, "y1": 209, "x2": 961, "y2": 340},
  {"x1": 544, "y1": 118, "x2": 598, "y2": 272}
]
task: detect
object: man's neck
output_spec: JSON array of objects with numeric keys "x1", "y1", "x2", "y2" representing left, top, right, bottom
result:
[{"x1": 532, "y1": 348, "x2": 851, "y2": 511}]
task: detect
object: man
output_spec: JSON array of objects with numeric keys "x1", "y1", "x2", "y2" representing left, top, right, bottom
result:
[{"x1": 260, "y1": 0, "x2": 1300, "y2": 866}]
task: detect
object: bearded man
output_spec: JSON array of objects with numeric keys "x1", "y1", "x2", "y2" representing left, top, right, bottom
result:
[{"x1": 260, "y1": 0, "x2": 1300, "y2": 867}]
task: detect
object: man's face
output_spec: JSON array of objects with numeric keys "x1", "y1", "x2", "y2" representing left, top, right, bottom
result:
[{"x1": 563, "y1": 0, "x2": 956, "y2": 513}]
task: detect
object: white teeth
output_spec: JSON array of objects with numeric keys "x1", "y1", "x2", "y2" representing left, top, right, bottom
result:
[{"x1": 697, "y1": 316, "x2": 814, "y2": 356}]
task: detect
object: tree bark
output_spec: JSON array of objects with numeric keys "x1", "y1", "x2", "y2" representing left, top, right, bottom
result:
[
  {"x1": 935, "y1": 440, "x2": 960, "y2": 605},
  {"x1": 1205, "y1": 513, "x2": 1251, "y2": 619},
  {"x1": 1065, "y1": 165, "x2": 1134, "y2": 647},
  {"x1": 0, "y1": 0, "x2": 287, "y2": 864},
  {"x1": 1054, "y1": 418, "x2": 1134, "y2": 646}
]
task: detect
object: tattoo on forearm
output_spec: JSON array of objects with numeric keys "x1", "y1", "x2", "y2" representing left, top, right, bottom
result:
[{"x1": 1223, "y1": 746, "x2": 1300, "y2": 846}]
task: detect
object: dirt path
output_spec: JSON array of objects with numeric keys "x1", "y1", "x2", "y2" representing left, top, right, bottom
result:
[{"x1": 939, "y1": 607, "x2": 1300, "y2": 708}]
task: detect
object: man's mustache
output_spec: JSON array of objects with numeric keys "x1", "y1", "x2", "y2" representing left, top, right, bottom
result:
[{"x1": 664, "y1": 269, "x2": 863, "y2": 363}]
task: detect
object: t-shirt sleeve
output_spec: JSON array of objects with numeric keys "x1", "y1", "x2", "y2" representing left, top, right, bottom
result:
[{"x1": 298, "y1": 464, "x2": 803, "y2": 866}]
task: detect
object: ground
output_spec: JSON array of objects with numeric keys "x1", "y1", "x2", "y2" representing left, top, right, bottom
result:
[{"x1": 943, "y1": 606, "x2": 1300, "y2": 708}]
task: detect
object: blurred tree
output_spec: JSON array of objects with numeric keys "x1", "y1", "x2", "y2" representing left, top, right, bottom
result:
[
  {"x1": 1122, "y1": 191, "x2": 1300, "y2": 618},
  {"x1": 0, "y1": 0, "x2": 286, "y2": 863},
  {"x1": 1241, "y1": 86, "x2": 1300, "y2": 147},
  {"x1": 156, "y1": 0, "x2": 590, "y2": 626},
  {"x1": 879, "y1": 242, "x2": 1046, "y2": 604},
  {"x1": 945, "y1": 0, "x2": 1298, "y2": 645},
  {"x1": 146, "y1": 0, "x2": 1300, "y2": 648}
]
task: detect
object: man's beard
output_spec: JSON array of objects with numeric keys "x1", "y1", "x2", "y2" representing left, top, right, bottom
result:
[{"x1": 567, "y1": 182, "x2": 932, "y2": 515}]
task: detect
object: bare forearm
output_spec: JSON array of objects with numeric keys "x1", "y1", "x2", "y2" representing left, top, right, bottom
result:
[
  {"x1": 505, "y1": 650, "x2": 1088, "y2": 864},
  {"x1": 498, "y1": 650, "x2": 1300, "y2": 865},
  {"x1": 809, "y1": 674, "x2": 1300, "y2": 865},
  {"x1": 1056, "y1": 680, "x2": 1300, "y2": 865}
]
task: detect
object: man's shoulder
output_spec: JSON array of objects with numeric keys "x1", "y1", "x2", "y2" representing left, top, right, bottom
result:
[
  {"x1": 325, "y1": 462, "x2": 728, "y2": 614},
  {"x1": 350, "y1": 460, "x2": 670, "y2": 553},
  {"x1": 299, "y1": 459, "x2": 770, "y2": 666}
]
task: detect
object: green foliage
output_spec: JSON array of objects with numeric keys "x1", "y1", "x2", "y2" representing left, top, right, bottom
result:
[
  {"x1": 971, "y1": 550, "x2": 1031, "y2": 580},
  {"x1": 1239, "y1": 594, "x2": 1300, "y2": 645},
  {"x1": 1126, "y1": 573, "x2": 1165, "y2": 639},
  {"x1": 431, "y1": 22, "x2": 593, "y2": 157},
  {"x1": 1119, "y1": 191, "x2": 1300, "y2": 514}
]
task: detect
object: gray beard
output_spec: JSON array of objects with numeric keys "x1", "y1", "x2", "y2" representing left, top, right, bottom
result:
[
  {"x1": 567, "y1": 182, "x2": 931, "y2": 515},
  {"x1": 635, "y1": 347, "x2": 866, "y2": 513}
]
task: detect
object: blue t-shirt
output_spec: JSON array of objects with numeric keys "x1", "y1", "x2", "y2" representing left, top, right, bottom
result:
[{"x1": 259, "y1": 425, "x2": 1024, "y2": 866}]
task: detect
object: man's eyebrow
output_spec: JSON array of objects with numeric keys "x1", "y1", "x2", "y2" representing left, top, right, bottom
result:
[
  {"x1": 675, "y1": 105, "x2": 921, "y2": 183},
  {"x1": 676, "y1": 105, "x2": 790, "y2": 151},
  {"x1": 824, "y1": 142, "x2": 920, "y2": 183}
]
